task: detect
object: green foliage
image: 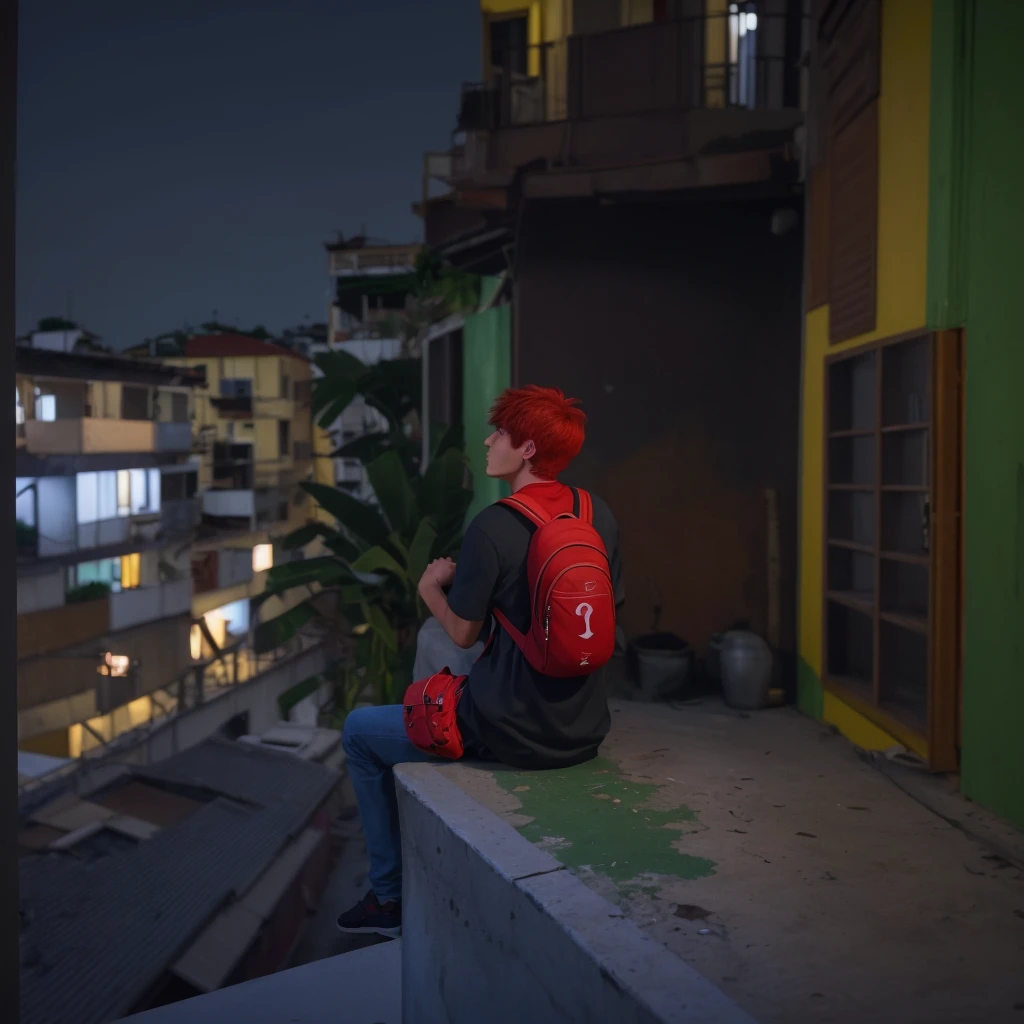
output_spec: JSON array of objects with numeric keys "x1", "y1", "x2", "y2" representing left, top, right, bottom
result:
[
  {"x1": 37, "y1": 316, "x2": 79, "y2": 332},
  {"x1": 414, "y1": 249, "x2": 481, "y2": 314},
  {"x1": 257, "y1": 350, "x2": 473, "y2": 706},
  {"x1": 66, "y1": 581, "x2": 111, "y2": 604}
]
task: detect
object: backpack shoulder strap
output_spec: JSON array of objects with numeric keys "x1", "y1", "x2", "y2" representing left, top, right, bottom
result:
[
  {"x1": 498, "y1": 491, "x2": 551, "y2": 528},
  {"x1": 573, "y1": 487, "x2": 594, "y2": 525}
]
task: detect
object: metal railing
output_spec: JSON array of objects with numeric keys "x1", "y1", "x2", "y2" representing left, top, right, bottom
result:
[
  {"x1": 457, "y1": 8, "x2": 796, "y2": 133},
  {"x1": 17, "y1": 630, "x2": 329, "y2": 799}
]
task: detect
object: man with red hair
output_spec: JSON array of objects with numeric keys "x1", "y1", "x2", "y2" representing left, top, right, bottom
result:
[{"x1": 337, "y1": 386, "x2": 623, "y2": 938}]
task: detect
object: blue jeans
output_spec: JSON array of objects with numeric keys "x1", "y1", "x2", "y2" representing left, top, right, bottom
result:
[{"x1": 342, "y1": 704, "x2": 441, "y2": 903}]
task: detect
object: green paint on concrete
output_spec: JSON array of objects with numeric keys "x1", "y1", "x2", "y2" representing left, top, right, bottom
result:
[
  {"x1": 797, "y1": 656, "x2": 824, "y2": 721},
  {"x1": 491, "y1": 756, "x2": 716, "y2": 888},
  {"x1": 462, "y1": 285, "x2": 511, "y2": 525},
  {"x1": 927, "y1": 0, "x2": 1024, "y2": 831}
]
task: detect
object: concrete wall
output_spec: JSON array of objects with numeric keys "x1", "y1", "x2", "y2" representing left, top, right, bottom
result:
[
  {"x1": 516, "y1": 197, "x2": 802, "y2": 666},
  {"x1": 396, "y1": 762, "x2": 754, "y2": 1024}
]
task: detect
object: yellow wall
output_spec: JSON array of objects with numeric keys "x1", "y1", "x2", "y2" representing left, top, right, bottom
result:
[
  {"x1": 166, "y1": 353, "x2": 313, "y2": 490},
  {"x1": 798, "y1": 0, "x2": 933, "y2": 747}
]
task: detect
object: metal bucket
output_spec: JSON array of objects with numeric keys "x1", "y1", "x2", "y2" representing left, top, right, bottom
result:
[{"x1": 628, "y1": 633, "x2": 692, "y2": 701}]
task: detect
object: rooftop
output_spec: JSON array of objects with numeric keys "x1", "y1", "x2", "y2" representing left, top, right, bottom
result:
[
  {"x1": 435, "y1": 697, "x2": 1024, "y2": 1024},
  {"x1": 15, "y1": 343, "x2": 206, "y2": 388},
  {"x1": 183, "y1": 333, "x2": 311, "y2": 364},
  {"x1": 18, "y1": 738, "x2": 339, "y2": 1024}
]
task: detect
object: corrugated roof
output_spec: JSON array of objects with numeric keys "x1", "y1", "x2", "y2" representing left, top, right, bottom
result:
[
  {"x1": 19, "y1": 739, "x2": 338, "y2": 1024},
  {"x1": 183, "y1": 333, "x2": 310, "y2": 364},
  {"x1": 133, "y1": 736, "x2": 335, "y2": 805},
  {"x1": 170, "y1": 827, "x2": 324, "y2": 993}
]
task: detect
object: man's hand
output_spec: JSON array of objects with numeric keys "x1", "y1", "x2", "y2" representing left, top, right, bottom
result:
[{"x1": 420, "y1": 557, "x2": 456, "y2": 591}]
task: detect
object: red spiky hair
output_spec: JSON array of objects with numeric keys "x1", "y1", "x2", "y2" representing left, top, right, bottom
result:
[{"x1": 488, "y1": 385, "x2": 586, "y2": 479}]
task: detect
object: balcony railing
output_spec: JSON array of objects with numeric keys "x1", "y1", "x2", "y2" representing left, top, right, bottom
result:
[
  {"x1": 155, "y1": 421, "x2": 193, "y2": 451},
  {"x1": 328, "y1": 244, "x2": 420, "y2": 278},
  {"x1": 457, "y1": 9, "x2": 795, "y2": 134},
  {"x1": 203, "y1": 488, "x2": 255, "y2": 520},
  {"x1": 24, "y1": 417, "x2": 156, "y2": 455},
  {"x1": 161, "y1": 497, "x2": 200, "y2": 538},
  {"x1": 109, "y1": 577, "x2": 192, "y2": 632},
  {"x1": 18, "y1": 595, "x2": 113, "y2": 660},
  {"x1": 209, "y1": 395, "x2": 254, "y2": 417}
]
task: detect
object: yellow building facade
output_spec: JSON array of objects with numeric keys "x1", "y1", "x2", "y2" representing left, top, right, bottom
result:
[{"x1": 799, "y1": 1, "x2": 935, "y2": 756}]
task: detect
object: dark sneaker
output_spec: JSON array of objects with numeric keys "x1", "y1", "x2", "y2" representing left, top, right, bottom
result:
[{"x1": 336, "y1": 891, "x2": 401, "y2": 939}]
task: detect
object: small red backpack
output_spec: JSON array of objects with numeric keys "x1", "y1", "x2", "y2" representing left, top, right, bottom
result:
[{"x1": 492, "y1": 487, "x2": 616, "y2": 678}]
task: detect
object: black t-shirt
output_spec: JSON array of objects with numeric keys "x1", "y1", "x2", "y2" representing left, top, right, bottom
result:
[{"x1": 446, "y1": 481, "x2": 624, "y2": 770}]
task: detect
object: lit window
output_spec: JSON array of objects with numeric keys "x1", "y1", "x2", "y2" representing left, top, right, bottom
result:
[
  {"x1": 76, "y1": 472, "x2": 99, "y2": 525},
  {"x1": 99, "y1": 653, "x2": 131, "y2": 677},
  {"x1": 15, "y1": 387, "x2": 24, "y2": 425},
  {"x1": 98, "y1": 471, "x2": 118, "y2": 521},
  {"x1": 203, "y1": 609, "x2": 228, "y2": 648},
  {"x1": 37, "y1": 394, "x2": 56, "y2": 422},
  {"x1": 130, "y1": 469, "x2": 148, "y2": 514},
  {"x1": 252, "y1": 543, "x2": 273, "y2": 573},
  {"x1": 117, "y1": 470, "x2": 131, "y2": 517},
  {"x1": 190, "y1": 624, "x2": 203, "y2": 660},
  {"x1": 120, "y1": 552, "x2": 141, "y2": 589}
]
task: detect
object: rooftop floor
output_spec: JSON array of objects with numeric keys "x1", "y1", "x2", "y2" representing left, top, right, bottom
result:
[{"x1": 439, "y1": 698, "x2": 1024, "y2": 1024}]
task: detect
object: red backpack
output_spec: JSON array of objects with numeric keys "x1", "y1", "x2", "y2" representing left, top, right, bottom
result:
[{"x1": 492, "y1": 487, "x2": 616, "y2": 678}]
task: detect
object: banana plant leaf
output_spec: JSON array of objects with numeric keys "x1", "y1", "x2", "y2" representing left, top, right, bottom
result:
[
  {"x1": 254, "y1": 599, "x2": 318, "y2": 653},
  {"x1": 263, "y1": 556, "x2": 352, "y2": 596},
  {"x1": 366, "y1": 450, "x2": 417, "y2": 535},
  {"x1": 301, "y1": 481, "x2": 390, "y2": 548}
]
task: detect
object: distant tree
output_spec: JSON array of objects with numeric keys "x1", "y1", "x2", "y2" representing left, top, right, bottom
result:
[{"x1": 37, "y1": 316, "x2": 79, "y2": 332}]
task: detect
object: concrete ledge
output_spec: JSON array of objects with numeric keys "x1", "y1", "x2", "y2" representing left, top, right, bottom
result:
[
  {"x1": 396, "y1": 763, "x2": 756, "y2": 1024},
  {"x1": 122, "y1": 939, "x2": 401, "y2": 1023}
]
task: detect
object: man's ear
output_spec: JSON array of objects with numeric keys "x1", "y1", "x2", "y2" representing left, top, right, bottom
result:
[{"x1": 522, "y1": 440, "x2": 536, "y2": 459}]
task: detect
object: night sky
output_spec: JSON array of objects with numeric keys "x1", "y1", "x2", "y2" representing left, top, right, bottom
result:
[{"x1": 16, "y1": 0, "x2": 478, "y2": 349}]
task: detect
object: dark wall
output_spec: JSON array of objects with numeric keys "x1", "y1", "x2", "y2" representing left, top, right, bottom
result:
[{"x1": 515, "y1": 198, "x2": 802, "y2": 661}]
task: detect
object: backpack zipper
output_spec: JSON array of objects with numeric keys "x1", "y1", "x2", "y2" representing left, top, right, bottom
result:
[
  {"x1": 540, "y1": 563, "x2": 612, "y2": 641},
  {"x1": 531, "y1": 546, "x2": 609, "y2": 623}
]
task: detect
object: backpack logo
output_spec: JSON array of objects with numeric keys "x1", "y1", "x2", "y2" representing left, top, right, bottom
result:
[
  {"x1": 584, "y1": 581, "x2": 597, "y2": 592},
  {"x1": 576, "y1": 602, "x2": 595, "y2": 640},
  {"x1": 580, "y1": 652, "x2": 591, "y2": 667}
]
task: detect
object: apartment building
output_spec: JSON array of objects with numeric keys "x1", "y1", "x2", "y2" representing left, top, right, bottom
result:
[
  {"x1": 321, "y1": 236, "x2": 417, "y2": 500},
  {"x1": 127, "y1": 332, "x2": 333, "y2": 663},
  {"x1": 15, "y1": 336, "x2": 204, "y2": 761}
]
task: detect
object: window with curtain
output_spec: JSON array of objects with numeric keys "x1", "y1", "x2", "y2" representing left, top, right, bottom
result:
[
  {"x1": 120, "y1": 552, "x2": 141, "y2": 589},
  {"x1": 76, "y1": 473, "x2": 98, "y2": 525},
  {"x1": 130, "y1": 469, "x2": 147, "y2": 514},
  {"x1": 117, "y1": 470, "x2": 131, "y2": 517}
]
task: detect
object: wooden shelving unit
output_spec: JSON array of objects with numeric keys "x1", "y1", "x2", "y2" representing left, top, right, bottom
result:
[{"x1": 824, "y1": 335, "x2": 935, "y2": 756}]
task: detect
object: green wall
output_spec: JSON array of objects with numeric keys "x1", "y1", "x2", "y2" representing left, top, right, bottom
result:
[
  {"x1": 928, "y1": 0, "x2": 1024, "y2": 830},
  {"x1": 462, "y1": 279, "x2": 511, "y2": 524}
]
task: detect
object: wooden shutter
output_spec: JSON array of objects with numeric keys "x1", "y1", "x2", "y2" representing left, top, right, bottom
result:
[
  {"x1": 820, "y1": 0, "x2": 881, "y2": 343},
  {"x1": 828, "y1": 99, "x2": 879, "y2": 342}
]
